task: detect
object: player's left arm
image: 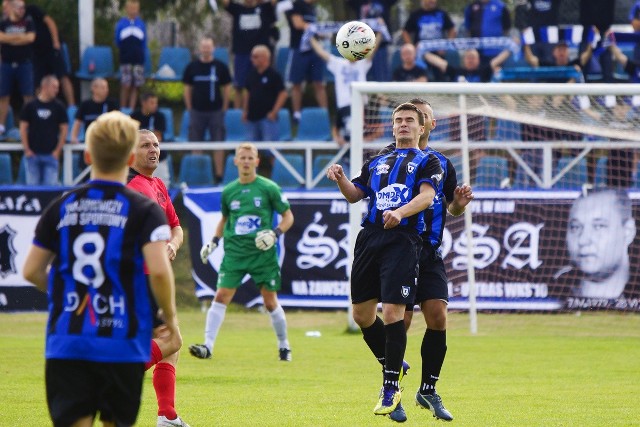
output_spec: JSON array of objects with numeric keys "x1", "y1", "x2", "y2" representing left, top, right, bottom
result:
[
  {"x1": 275, "y1": 208, "x2": 294, "y2": 234},
  {"x1": 22, "y1": 245, "x2": 55, "y2": 293},
  {"x1": 448, "y1": 184, "x2": 474, "y2": 216}
]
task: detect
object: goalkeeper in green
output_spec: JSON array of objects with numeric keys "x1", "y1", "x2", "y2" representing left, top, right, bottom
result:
[{"x1": 190, "y1": 142, "x2": 295, "y2": 361}]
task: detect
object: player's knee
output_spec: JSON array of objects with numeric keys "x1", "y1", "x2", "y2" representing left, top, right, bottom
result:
[{"x1": 161, "y1": 351, "x2": 179, "y2": 366}]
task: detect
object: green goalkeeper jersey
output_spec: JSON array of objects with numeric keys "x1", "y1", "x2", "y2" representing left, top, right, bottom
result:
[{"x1": 221, "y1": 175, "x2": 290, "y2": 257}]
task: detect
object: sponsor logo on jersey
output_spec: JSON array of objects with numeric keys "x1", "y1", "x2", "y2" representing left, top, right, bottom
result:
[
  {"x1": 376, "y1": 184, "x2": 409, "y2": 210},
  {"x1": 235, "y1": 215, "x2": 261, "y2": 235},
  {"x1": 230, "y1": 200, "x2": 240, "y2": 210},
  {"x1": 375, "y1": 163, "x2": 390, "y2": 175}
]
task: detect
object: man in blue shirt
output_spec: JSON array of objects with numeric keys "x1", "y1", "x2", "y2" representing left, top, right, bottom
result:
[
  {"x1": 464, "y1": 0, "x2": 511, "y2": 65},
  {"x1": 115, "y1": 0, "x2": 147, "y2": 110}
]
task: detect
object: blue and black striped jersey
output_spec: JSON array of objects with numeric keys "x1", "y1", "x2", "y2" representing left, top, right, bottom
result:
[
  {"x1": 352, "y1": 148, "x2": 442, "y2": 233},
  {"x1": 33, "y1": 180, "x2": 171, "y2": 363},
  {"x1": 379, "y1": 143, "x2": 458, "y2": 247}
]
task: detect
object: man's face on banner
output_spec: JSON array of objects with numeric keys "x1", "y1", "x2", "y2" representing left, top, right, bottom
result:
[{"x1": 566, "y1": 192, "x2": 632, "y2": 280}]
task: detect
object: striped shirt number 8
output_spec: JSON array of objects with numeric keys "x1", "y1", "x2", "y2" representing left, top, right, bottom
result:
[{"x1": 73, "y1": 232, "x2": 106, "y2": 289}]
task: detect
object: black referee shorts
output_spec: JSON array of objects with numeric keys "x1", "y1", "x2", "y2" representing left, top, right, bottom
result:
[
  {"x1": 46, "y1": 359, "x2": 144, "y2": 427},
  {"x1": 351, "y1": 226, "x2": 421, "y2": 305}
]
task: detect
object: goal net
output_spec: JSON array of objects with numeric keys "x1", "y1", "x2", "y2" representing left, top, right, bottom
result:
[{"x1": 349, "y1": 82, "x2": 640, "y2": 328}]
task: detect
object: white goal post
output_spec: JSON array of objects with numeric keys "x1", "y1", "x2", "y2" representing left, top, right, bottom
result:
[{"x1": 349, "y1": 82, "x2": 640, "y2": 333}]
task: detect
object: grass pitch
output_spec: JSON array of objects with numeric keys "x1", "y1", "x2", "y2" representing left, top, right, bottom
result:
[{"x1": 1, "y1": 310, "x2": 639, "y2": 426}]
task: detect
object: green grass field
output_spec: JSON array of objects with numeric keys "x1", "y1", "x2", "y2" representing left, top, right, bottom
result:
[{"x1": 1, "y1": 310, "x2": 639, "y2": 426}]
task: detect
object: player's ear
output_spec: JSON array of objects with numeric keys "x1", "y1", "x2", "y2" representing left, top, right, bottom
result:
[
  {"x1": 83, "y1": 150, "x2": 92, "y2": 165},
  {"x1": 126, "y1": 151, "x2": 135, "y2": 166},
  {"x1": 431, "y1": 118, "x2": 437, "y2": 131},
  {"x1": 623, "y1": 218, "x2": 636, "y2": 245}
]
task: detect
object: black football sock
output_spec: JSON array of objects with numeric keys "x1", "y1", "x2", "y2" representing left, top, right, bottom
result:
[
  {"x1": 361, "y1": 316, "x2": 386, "y2": 366},
  {"x1": 420, "y1": 328, "x2": 447, "y2": 394},
  {"x1": 383, "y1": 320, "x2": 406, "y2": 390}
]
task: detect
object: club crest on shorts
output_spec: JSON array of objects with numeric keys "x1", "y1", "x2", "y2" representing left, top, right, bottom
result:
[{"x1": 401, "y1": 286, "x2": 410, "y2": 298}]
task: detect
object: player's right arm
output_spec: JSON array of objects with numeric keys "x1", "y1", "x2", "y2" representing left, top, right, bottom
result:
[
  {"x1": 201, "y1": 215, "x2": 227, "y2": 263},
  {"x1": 22, "y1": 245, "x2": 55, "y2": 292},
  {"x1": 327, "y1": 164, "x2": 365, "y2": 203}
]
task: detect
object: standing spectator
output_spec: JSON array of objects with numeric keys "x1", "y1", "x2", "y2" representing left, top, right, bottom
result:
[
  {"x1": 25, "y1": 2, "x2": 75, "y2": 106},
  {"x1": 347, "y1": 0, "x2": 399, "y2": 82},
  {"x1": 191, "y1": 142, "x2": 294, "y2": 362},
  {"x1": 309, "y1": 35, "x2": 373, "y2": 148},
  {"x1": 70, "y1": 77, "x2": 118, "y2": 145},
  {"x1": 630, "y1": 0, "x2": 640, "y2": 62},
  {"x1": 126, "y1": 130, "x2": 189, "y2": 427},
  {"x1": 19, "y1": 75, "x2": 67, "y2": 186},
  {"x1": 115, "y1": 0, "x2": 147, "y2": 110},
  {"x1": 285, "y1": 0, "x2": 327, "y2": 124},
  {"x1": 401, "y1": 0, "x2": 456, "y2": 81},
  {"x1": 222, "y1": 0, "x2": 277, "y2": 108},
  {"x1": 515, "y1": 0, "x2": 560, "y2": 64},
  {"x1": 392, "y1": 43, "x2": 428, "y2": 82},
  {"x1": 22, "y1": 111, "x2": 179, "y2": 427},
  {"x1": 243, "y1": 45, "x2": 287, "y2": 147},
  {"x1": 0, "y1": 0, "x2": 35, "y2": 137},
  {"x1": 402, "y1": 0, "x2": 456, "y2": 44},
  {"x1": 182, "y1": 36, "x2": 232, "y2": 184},
  {"x1": 130, "y1": 92, "x2": 171, "y2": 186},
  {"x1": 579, "y1": 0, "x2": 615, "y2": 82},
  {"x1": 463, "y1": 0, "x2": 511, "y2": 65}
]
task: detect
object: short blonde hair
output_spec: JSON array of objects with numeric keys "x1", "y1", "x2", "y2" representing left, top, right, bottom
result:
[
  {"x1": 235, "y1": 142, "x2": 258, "y2": 156},
  {"x1": 85, "y1": 111, "x2": 140, "y2": 173}
]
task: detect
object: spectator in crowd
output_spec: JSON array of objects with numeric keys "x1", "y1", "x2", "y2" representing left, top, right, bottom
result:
[
  {"x1": 221, "y1": 0, "x2": 278, "y2": 109},
  {"x1": 183, "y1": 36, "x2": 232, "y2": 184},
  {"x1": 285, "y1": 0, "x2": 327, "y2": 124},
  {"x1": 579, "y1": 0, "x2": 614, "y2": 82},
  {"x1": 402, "y1": 0, "x2": 456, "y2": 81},
  {"x1": 309, "y1": 34, "x2": 374, "y2": 148},
  {"x1": 130, "y1": 92, "x2": 171, "y2": 186},
  {"x1": 0, "y1": 0, "x2": 35, "y2": 137},
  {"x1": 130, "y1": 92, "x2": 166, "y2": 142},
  {"x1": 392, "y1": 43, "x2": 428, "y2": 82},
  {"x1": 514, "y1": 0, "x2": 560, "y2": 64},
  {"x1": 555, "y1": 189, "x2": 636, "y2": 301},
  {"x1": 424, "y1": 47, "x2": 510, "y2": 83},
  {"x1": 347, "y1": 0, "x2": 399, "y2": 82},
  {"x1": 25, "y1": 2, "x2": 75, "y2": 106},
  {"x1": 630, "y1": 0, "x2": 640, "y2": 61},
  {"x1": 463, "y1": 0, "x2": 511, "y2": 65},
  {"x1": 19, "y1": 75, "x2": 67, "y2": 186},
  {"x1": 523, "y1": 40, "x2": 594, "y2": 79},
  {"x1": 243, "y1": 44, "x2": 288, "y2": 154},
  {"x1": 115, "y1": 0, "x2": 147, "y2": 110},
  {"x1": 70, "y1": 77, "x2": 118, "y2": 145}
]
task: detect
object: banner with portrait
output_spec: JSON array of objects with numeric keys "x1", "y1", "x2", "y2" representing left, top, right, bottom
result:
[{"x1": 185, "y1": 189, "x2": 640, "y2": 312}]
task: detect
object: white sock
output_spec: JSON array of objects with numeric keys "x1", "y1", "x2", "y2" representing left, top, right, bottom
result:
[
  {"x1": 269, "y1": 305, "x2": 289, "y2": 349},
  {"x1": 204, "y1": 301, "x2": 227, "y2": 352}
]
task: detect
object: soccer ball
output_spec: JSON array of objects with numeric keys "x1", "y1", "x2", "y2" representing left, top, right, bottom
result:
[{"x1": 335, "y1": 21, "x2": 376, "y2": 61}]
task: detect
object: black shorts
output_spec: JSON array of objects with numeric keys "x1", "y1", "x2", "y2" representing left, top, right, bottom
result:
[
  {"x1": 351, "y1": 226, "x2": 421, "y2": 305},
  {"x1": 45, "y1": 359, "x2": 144, "y2": 427},
  {"x1": 409, "y1": 242, "x2": 449, "y2": 310}
]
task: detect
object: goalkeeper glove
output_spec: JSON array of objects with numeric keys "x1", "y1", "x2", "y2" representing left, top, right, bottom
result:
[
  {"x1": 200, "y1": 236, "x2": 219, "y2": 264},
  {"x1": 255, "y1": 227, "x2": 283, "y2": 251}
]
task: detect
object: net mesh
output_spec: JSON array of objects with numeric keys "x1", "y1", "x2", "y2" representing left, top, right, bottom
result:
[{"x1": 354, "y1": 84, "x2": 640, "y2": 313}]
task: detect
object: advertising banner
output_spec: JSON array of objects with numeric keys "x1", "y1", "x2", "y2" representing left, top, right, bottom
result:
[{"x1": 185, "y1": 189, "x2": 640, "y2": 312}]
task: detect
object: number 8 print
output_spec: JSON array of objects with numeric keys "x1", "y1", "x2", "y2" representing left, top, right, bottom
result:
[{"x1": 72, "y1": 232, "x2": 105, "y2": 288}]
